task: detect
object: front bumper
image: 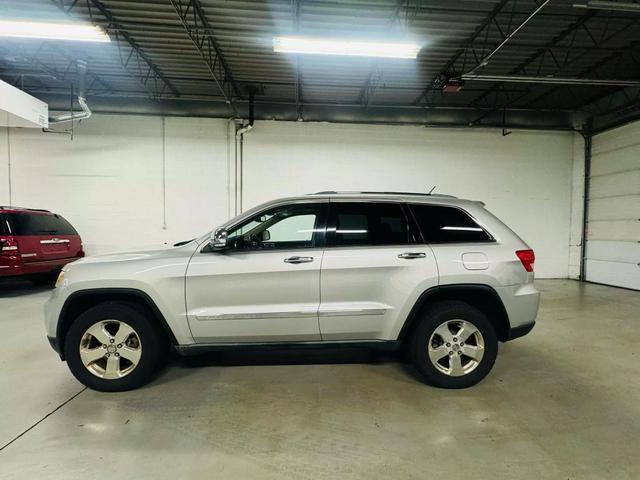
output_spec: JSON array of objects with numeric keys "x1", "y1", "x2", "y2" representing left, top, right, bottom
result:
[
  {"x1": 507, "y1": 321, "x2": 535, "y2": 340},
  {"x1": 47, "y1": 335, "x2": 64, "y2": 359}
]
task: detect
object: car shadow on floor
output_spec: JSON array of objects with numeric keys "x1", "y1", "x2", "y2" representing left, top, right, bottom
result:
[
  {"x1": 0, "y1": 278, "x2": 54, "y2": 297},
  {"x1": 150, "y1": 346, "x2": 420, "y2": 387}
]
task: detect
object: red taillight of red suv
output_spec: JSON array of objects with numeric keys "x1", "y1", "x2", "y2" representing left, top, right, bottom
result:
[
  {"x1": 516, "y1": 249, "x2": 535, "y2": 272},
  {"x1": 1, "y1": 237, "x2": 19, "y2": 257}
]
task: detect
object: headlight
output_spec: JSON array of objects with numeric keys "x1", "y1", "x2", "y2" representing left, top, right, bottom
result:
[{"x1": 55, "y1": 270, "x2": 65, "y2": 288}]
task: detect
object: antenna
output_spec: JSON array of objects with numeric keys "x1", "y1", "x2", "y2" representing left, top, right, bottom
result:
[{"x1": 427, "y1": 185, "x2": 437, "y2": 194}]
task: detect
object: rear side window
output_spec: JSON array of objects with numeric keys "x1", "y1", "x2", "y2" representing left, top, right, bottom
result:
[
  {"x1": 8, "y1": 213, "x2": 78, "y2": 236},
  {"x1": 0, "y1": 214, "x2": 8, "y2": 235},
  {"x1": 327, "y1": 202, "x2": 411, "y2": 247},
  {"x1": 409, "y1": 204, "x2": 493, "y2": 243}
]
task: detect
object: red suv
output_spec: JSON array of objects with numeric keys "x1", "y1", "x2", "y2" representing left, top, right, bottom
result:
[{"x1": 0, "y1": 206, "x2": 84, "y2": 283}]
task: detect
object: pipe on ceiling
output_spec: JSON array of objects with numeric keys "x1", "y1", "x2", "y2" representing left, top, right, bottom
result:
[
  {"x1": 48, "y1": 60, "x2": 92, "y2": 124},
  {"x1": 461, "y1": 74, "x2": 640, "y2": 87}
]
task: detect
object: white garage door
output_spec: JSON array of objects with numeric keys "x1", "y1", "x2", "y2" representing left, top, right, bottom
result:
[{"x1": 586, "y1": 121, "x2": 640, "y2": 290}]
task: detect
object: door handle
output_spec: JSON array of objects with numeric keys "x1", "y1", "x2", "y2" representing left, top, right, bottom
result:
[
  {"x1": 284, "y1": 256, "x2": 314, "y2": 264},
  {"x1": 398, "y1": 252, "x2": 426, "y2": 259}
]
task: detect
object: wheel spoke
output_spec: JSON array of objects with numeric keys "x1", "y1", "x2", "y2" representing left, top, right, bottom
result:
[
  {"x1": 114, "y1": 323, "x2": 136, "y2": 345},
  {"x1": 85, "y1": 322, "x2": 112, "y2": 345},
  {"x1": 79, "y1": 347, "x2": 105, "y2": 366},
  {"x1": 461, "y1": 344, "x2": 484, "y2": 361},
  {"x1": 119, "y1": 346, "x2": 141, "y2": 365},
  {"x1": 449, "y1": 354, "x2": 464, "y2": 376},
  {"x1": 457, "y1": 322, "x2": 479, "y2": 342},
  {"x1": 104, "y1": 355, "x2": 121, "y2": 379},
  {"x1": 433, "y1": 323, "x2": 454, "y2": 343},
  {"x1": 428, "y1": 345, "x2": 449, "y2": 364}
]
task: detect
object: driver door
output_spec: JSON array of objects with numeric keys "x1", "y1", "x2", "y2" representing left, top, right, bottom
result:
[{"x1": 186, "y1": 201, "x2": 327, "y2": 343}]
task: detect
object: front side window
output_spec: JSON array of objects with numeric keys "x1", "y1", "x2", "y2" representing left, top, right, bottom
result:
[
  {"x1": 327, "y1": 202, "x2": 411, "y2": 247},
  {"x1": 226, "y1": 203, "x2": 324, "y2": 251},
  {"x1": 409, "y1": 204, "x2": 493, "y2": 243}
]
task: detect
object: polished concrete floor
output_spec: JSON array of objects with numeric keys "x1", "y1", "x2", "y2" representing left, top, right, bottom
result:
[{"x1": 0, "y1": 279, "x2": 638, "y2": 479}]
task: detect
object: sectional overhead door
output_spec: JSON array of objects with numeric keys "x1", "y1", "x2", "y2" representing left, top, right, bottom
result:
[{"x1": 586, "y1": 122, "x2": 640, "y2": 290}]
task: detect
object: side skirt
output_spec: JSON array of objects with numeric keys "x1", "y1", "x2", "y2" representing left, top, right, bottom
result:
[{"x1": 175, "y1": 340, "x2": 402, "y2": 356}]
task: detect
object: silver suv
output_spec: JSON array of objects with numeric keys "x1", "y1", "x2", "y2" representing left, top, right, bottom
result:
[{"x1": 44, "y1": 192, "x2": 539, "y2": 391}]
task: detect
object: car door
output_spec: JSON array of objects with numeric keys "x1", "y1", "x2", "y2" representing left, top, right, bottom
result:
[
  {"x1": 186, "y1": 201, "x2": 327, "y2": 343},
  {"x1": 319, "y1": 201, "x2": 439, "y2": 341}
]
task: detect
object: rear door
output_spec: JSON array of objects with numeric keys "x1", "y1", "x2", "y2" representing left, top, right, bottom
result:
[
  {"x1": 318, "y1": 201, "x2": 438, "y2": 341},
  {"x1": 8, "y1": 213, "x2": 82, "y2": 263}
]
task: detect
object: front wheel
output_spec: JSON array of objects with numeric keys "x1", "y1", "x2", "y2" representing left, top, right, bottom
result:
[
  {"x1": 410, "y1": 301, "x2": 498, "y2": 389},
  {"x1": 64, "y1": 302, "x2": 165, "y2": 392}
]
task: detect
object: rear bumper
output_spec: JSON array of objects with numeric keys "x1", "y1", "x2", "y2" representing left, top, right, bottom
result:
[
  {"x1": 495, "y1": 283, "x2": 540, "y2": 340},
  {"x1": 0, "y1": 256, "x2": 82, "y2": 277}
]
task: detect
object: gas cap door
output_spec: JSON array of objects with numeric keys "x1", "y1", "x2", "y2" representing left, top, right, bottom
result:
[{"x1": 462, "y1": 252, "x2": 489, "y2": 270}]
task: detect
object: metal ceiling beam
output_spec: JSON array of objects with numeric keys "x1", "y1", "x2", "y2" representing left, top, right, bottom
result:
[
  {"x1": 465, "y1": 0, "x2": 553, "y2": 76},
  {"x1": 461, "y1": 74, "x2": 640, "y2": 87},
  {"x1": 356, "y1": 0, "x2": 412, "y2": 107},
  {"x1": 36, "y1": 92, "x2": 577, "y2": 131},
  {"x1": 51, "y1": 0, "x2": 180, "y2": 98},
  {"x1": 293, "y1": 0, "x2": 303, "y2": 120},
  {"x1": 468, "y1": 10, "x2": 597, "y2": 108},
  {"x1": 169, "y1": 0, "x2": 241, "y2": 115},
  {"x1": 413, "y1": 0, "x2": 511, "y2": 105}
]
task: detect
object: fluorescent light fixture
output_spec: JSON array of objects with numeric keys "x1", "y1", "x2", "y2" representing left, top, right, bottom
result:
[
  {"x1": 273, "y1": 36, "x2": 420, "y2": 58},
  {"x1": 0, "y1": 20, "x2": 110, "y2": 42}
]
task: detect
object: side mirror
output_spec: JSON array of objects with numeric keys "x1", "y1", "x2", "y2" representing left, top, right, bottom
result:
[
  {"x1": 261, "y1": 230, "x2": 271, "y2": 242},
  {"x1": 209, "y1": 228, "x2": 228, "y2": 250}
]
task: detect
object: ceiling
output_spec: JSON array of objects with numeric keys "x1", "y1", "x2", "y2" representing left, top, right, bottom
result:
[{"x1": 1, "y1": 0, "x2": 639, "y2": 132}]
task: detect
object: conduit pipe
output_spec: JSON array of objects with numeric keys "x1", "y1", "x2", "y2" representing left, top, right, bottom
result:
[{"x1": 49, "y1": 60, "x2": 92, "y2": 124}]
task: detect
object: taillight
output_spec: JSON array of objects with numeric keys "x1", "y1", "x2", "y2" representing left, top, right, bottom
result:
[
  {"x1": 1, "y1": 238, "x2": 19, "y2": 257},
  {"x1": 516, "y1": 249, "x2": 535, "y2": 273}
]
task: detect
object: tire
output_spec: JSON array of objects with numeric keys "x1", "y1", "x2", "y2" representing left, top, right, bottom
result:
[
  {"x1": 64, "y1": 302, "x2": 166, "y2": 392},
  {"x1": 410, "y1": 301, "x2": 498, "y2": 389}
]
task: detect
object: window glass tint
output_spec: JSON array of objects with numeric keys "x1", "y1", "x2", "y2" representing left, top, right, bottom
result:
[
  {"x1": 9, "y1": 213, "x2": 78, "y2": 236},
  {"x1": 328, "y1": 202, "x2": 409, "y2": 247},
  {"x1": 0, "y1": 214, "x2": 8, "y2": 235},
  {"x1": 409, "y1": 204, "x2": 492, "y2": 243},
  {"x1": 226, "y1": 203, "x2": 323, "y2": 250}
]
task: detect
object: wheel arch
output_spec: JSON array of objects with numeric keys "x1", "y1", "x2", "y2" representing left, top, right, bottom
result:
[
  {"x1": 398, "y1": 284, "x2": 511, "y2": 344},
  {"x1": 56, "y1": 288, "x2": 178, "y2": 360}
]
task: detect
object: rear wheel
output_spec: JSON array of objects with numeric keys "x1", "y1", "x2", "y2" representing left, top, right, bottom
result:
[
  {"x1": 64, "y1": 302, "x2": 165, "y2": 391},
  {"x1": 410, "y1": 301, "x2": 498, "y2": 389}
]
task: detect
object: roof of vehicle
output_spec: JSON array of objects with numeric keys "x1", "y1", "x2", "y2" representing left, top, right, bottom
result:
[{"x1": 0, "y1": 206, "x2": 53, "y2": 214}]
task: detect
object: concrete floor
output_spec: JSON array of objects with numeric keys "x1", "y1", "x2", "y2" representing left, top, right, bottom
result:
[{"x1": 0, "y1": 279, "x2": 638, "y2": 479}]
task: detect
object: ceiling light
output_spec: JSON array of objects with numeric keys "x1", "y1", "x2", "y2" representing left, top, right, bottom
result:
[
  {"x1": 273, "y1": 36, "x2": 420, "y2": 59},
  {"x1": 0, "y1": 20, "x2": 110, "y2": 42}
]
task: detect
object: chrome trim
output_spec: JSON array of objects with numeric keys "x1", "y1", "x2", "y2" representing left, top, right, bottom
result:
[
  {"x1": 40, "y1": 238, "x2": 70, "y2": 244},
  {"x1": 318, "y1": 308, "x2": 387, "y2": 317},
  {"x1": 398, "y1": 252, "x2": 426, "y2": 259},
  {"x1": 21, "y1": 253, "x2": 37, "y2": 258},
  {"x1": 284, "y1": 256, "x2": 314, "y2": 264},
  {"x1": 196, "y1": 310, "x2": 318, "y2": 321}
]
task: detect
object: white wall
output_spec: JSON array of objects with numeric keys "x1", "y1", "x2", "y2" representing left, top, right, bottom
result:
[
  {"x1": 0, "y1": 116, "x2": 230, "y2": 254},
  {"x1": 0, "y1": 114, "x2": 579, "y2": 278}
]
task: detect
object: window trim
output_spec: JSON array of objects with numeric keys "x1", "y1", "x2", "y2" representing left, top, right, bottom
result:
[
  {"x1": 406, "y1": 203, "x2": 495, "y2": 245},
  {"x1": 325, "y1": 200, "x2": 415, "y2": 249}
]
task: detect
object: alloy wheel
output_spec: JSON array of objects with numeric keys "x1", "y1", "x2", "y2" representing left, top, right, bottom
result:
[
  {"x1": 427, "y1": 319, "x2": 485, "y2": 377},
  {"x1": 79, "y1": 320, "x2": 142, "y2": 379}
]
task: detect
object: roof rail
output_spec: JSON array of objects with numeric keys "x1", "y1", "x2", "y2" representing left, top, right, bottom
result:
[
  {"x1": 309, "y1": 191, "x2": 458, "y2": 198},
  {"x1": 0, "y1": 206, "x2": 51, "y2": 212}
]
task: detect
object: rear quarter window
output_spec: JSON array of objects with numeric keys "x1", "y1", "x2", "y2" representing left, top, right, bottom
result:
[
  {"x1": 409, "y1": 204, "x2": 493, "y2": 243},
  {"x1": 8, "y1": 213, "x2": 78, "y2": 236}
]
